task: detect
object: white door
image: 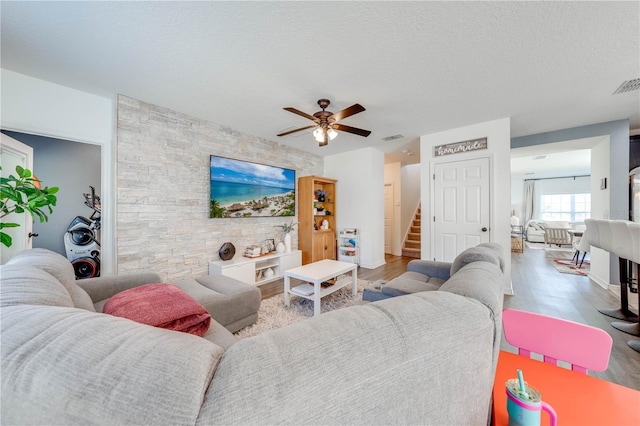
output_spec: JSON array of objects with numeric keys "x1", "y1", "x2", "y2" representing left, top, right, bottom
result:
[
  {"x1": 384, "y1": 183, "x2": 393, "y2": 254},
  {"x1": 433, "y1": 157, "x2": 490, "y2": 261},
  {"x1": 1, "y1": 133, "x2": 34, "y2": 264}
]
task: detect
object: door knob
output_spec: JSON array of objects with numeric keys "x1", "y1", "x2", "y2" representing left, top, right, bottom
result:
[
  {"x1": 29, "y1": 232, "x2": 39, "y2": 238},
  {"x1": 481, "y1": 227, "x2": 488, "y2": 232}
]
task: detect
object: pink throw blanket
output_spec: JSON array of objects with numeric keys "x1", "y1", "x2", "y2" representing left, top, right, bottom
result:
[{"x1": 103, "y1": 284, "x2": 211, "y2": 336}]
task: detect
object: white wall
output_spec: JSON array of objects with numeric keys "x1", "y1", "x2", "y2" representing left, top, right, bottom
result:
[
  {"x1": 588, "y1": 137, "x2": 611, "y2": 289},
  {"x1": 511, "y1": 178, "x2": 524, "y2": 221},
  {"x1": 420, "y1": 117, "x2": 512, "y2": 294},
  {"x1": 0, "y1": 69, "x2": 115, "y2": 274},
  {"x1": 384, "y1": 162, "x2": 402, "y2": 255},
  {"x1": 325, "y1": 148, "x2": 385, "y2": 269}
]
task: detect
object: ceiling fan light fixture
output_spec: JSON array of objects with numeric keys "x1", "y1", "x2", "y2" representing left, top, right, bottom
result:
[{"x1": 279, "y1": 99, "x2": 370, "y2": 146}]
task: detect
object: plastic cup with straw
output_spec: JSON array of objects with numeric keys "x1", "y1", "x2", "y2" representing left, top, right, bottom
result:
[{"x1": 517, "y1": 369, "x2": 530, "y2": 400}]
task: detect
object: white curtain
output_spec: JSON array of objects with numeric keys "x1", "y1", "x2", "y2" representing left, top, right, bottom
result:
[{"x1": 523, "y1": 180, "x2": 535, "y2": 225}]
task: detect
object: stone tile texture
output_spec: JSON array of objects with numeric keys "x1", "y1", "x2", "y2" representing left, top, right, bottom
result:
[{"x1": 117, "y1": 95, "x2": 323, "y2": 281}]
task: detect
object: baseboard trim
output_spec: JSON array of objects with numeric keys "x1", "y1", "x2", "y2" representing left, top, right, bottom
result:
[
  {"x1": 588, "y1": 272, "x2": 609, "y2": 290},
  {"x1": 361, "y1": 260, "x2": 386, "y2": 270}
]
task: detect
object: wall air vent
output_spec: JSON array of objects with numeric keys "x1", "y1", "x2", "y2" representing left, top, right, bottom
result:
[
  {"x1": 613, "y1": 78, "x2": 640, "y2": 95},
  {"x1": 382, "y1": 134, "x2": 404, "y2": 141}
]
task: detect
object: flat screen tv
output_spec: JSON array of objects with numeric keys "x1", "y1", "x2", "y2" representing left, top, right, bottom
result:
[{"x1": 210, "y1": 155, "x2": 296, "y2": 218}]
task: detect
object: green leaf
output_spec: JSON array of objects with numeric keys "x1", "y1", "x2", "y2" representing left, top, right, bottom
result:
[
  {"x1": 0, "y1": 222, "x2": 20, "y2": 229},
  {"x1": 14, "y1": 206, "x2": 24, "y2": 214},
  {"x1": 32, "y1": 209, "x2": 46, "y2": 222},
  {"x1": 15, "y1": 165, "x2": 24, "y2": 177},
  {"x1": 0, "y1": 232, "x2": 12, "y2": 248}
]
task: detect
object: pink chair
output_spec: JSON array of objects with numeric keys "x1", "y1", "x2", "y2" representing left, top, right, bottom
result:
[{"x1": 502, "y1": 308, "x2": 613, "y2": 374}]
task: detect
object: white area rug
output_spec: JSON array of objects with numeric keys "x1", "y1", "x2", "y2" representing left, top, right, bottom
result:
[{"x1": 235, "y1": 278, "x2": 373, "y2": 339}]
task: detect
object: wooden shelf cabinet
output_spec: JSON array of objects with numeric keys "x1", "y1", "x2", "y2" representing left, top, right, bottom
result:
[{"x1": 298, "y1": 176, "x2": 337, "y2": 264}]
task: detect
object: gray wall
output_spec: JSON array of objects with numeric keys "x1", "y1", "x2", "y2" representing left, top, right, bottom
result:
[{"x1": 1, "y1": 130, "x2": 101, "y2": 256}]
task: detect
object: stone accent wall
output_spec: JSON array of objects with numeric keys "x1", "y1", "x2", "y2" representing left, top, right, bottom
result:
[{"x1": 116, "y1": 95, "x2": 323, "y2": 281}]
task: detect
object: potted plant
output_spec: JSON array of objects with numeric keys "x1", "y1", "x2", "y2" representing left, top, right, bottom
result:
[
  {"x1": 0, "y1": 165, "x2": 59, "y2": 247},
  {"x1": 275, "y1": 220, "x2": 299, "y2": 253}
]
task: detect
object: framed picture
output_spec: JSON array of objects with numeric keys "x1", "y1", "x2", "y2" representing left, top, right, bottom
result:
[{"x1": 266, "y1": 238, "x2": 276, "y2": 252}]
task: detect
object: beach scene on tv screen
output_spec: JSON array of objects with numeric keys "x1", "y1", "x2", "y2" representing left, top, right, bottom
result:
[{"x1": 210, "y1": 156, "x2": 295, "y2": 218}]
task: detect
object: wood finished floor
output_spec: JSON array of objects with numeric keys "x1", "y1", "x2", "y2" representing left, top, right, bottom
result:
[{"x1": 259, "y1": 250, "x2": 640, "y2": 390}]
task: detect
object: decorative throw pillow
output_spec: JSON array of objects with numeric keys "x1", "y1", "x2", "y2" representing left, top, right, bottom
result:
[{"x1": 103, "y1": 284, "x2": 211, "y2": 336}]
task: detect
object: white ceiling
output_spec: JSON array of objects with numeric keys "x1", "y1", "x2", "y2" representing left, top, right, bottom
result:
[
  {"x1": 510, "y1": 136, "x2": 607, "y2": 181},
  {"x1": 1, "y1": 1, "x2": 638, "y2": 168}
]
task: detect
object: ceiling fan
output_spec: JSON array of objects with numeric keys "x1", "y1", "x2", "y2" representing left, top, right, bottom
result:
[{"x1": 277, "y1": 99, "x2": 371, "y2": 146}]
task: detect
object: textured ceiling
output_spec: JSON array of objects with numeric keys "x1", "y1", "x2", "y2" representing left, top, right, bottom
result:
[
  {"x1": 1, "y1": 1, "x2": 638, "y2": 167},
  {"x1": 510, "y1": 136, "x2": 607, "y2": 181}
]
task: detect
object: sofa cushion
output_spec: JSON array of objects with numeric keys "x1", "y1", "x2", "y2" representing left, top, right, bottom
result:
[
  {"x1": 450, "y1": 246, "x2": 501, "y2": 276},
  {"x1": 7, "y1": 248, "x2": 96, "y2": 311},
  {"x1": 0, "y1": 264, "x2": 74, "y2": 308},
  {"x1": 381, "y1": 272, "x2": 444, "y2": 296},
  {"x1": 103, "y1": 284, "x2": 211, "y2": 336},
  {"x1": 174, "y1": 275, "x2": 261, "y2": 333},
  {"x1": 477, "y1": 242, "x2": 505, "y2": 272},
  {"x1": 1, "y1": 304, "x2": 223, "y2": 425},
  {"x1": 201, "y1": 320, "x2": 240, "y2": 350}
]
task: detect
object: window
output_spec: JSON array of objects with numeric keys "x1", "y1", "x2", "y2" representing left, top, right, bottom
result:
[{"x1": 540, "y1": 193, "x2": 590, "y2": 222}]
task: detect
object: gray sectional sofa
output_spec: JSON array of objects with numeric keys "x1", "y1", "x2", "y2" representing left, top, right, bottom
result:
[
  {"x1": 1, "y1": 245, "x2": 505, "y2": 425},
  {"x1": 364, "y1": 242, "x2": 505, "y2": 302}
]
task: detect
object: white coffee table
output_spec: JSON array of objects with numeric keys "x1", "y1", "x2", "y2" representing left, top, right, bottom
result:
[{"x1": 283, "y1": 259, "x2": 358, "y2": 316}]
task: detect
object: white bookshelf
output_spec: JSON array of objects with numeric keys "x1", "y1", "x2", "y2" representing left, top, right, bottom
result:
[
  {"x1": 209, "y1": 250, "x2": 301, "y2": 286},
  {"x1": 338, "y1": 228, "x2": 360, "y2": 265}
]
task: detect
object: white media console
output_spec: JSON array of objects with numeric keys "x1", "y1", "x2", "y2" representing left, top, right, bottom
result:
[{"x1": 208, "y1": 250, "x2": 302, "y2": 286}]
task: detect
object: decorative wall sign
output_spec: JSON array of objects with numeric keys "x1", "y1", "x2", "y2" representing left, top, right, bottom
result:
[{"x1": 433, "y1": 137, "x2": 488, "y2": 157}]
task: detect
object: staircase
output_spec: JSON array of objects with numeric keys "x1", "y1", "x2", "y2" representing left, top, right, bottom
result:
[{"x1": 402, "y1": 207, "x2": 421, "y2": 258}]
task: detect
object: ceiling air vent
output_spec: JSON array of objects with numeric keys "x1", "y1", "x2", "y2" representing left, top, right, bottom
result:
[
  {"x1": 382, "y1": 134, "x2": 403, "y2": 141},
  {"x1": 533, "y1": 155, "x2": 547, "y2": 160},
  {"x1": 613, "y1": 78, "x2": 640, "y2": 95}
]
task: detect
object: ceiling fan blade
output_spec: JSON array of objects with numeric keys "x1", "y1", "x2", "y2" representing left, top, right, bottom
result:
[
  {"x1": 321, "y1": 130, "x2": 328, "y2": 146},
  {"x1": 283, "y1": 107, "x2": 319, "y2": 123},
  {"x1": 277, "y1": 125, "x2": 316, "y2": 137},
  {"x1": 331, "y1": 123, "x2": 372, "y2": 137},
  {"x1": 329, "y1": 104, "x2": 365, "y2": 122}
]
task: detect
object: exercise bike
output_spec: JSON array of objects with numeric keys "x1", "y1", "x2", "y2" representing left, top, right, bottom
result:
[{"x1": 64, "y1": 186, "x2": 101, "y2": 279}]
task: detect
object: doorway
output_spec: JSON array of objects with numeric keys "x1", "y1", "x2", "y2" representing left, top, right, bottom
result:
[
  {"x1": 432, "y1": 157, "x2": 490, "y2": 262},
  {"x1": 384, "y1": 182, "x2": 393, "y2": 254},
  {"x1": 0, "y1": 134, "x2": 34, "y2": 263},
  {"x1": 1, "y1": 130, "x2": 102, "y2": 262}
]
